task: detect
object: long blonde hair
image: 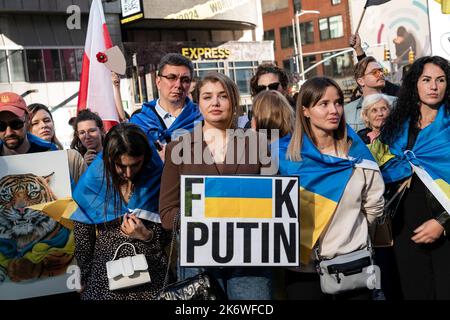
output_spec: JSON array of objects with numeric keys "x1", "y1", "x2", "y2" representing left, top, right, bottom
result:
[
  {"x1": 287, "y1": 77, "x2": 348, "y2": 161},
  {"x1": 197, "y1": 72, "x2": 242, "y2": 129},
  {"x1": 251, "y1": 90, "x2": 294, "y2": 140}
]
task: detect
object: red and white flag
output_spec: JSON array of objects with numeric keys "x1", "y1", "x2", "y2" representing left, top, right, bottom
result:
[{"x1": 77, "y1": 0, "x2": 119, "y2": 131}]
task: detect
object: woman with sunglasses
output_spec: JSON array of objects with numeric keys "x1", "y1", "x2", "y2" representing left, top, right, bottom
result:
[{"x1": 245, "y1": 63, "x2": 294, "y2": 129}]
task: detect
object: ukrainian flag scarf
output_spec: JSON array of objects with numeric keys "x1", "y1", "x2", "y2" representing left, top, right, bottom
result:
[
  {"x1": 377, "y1": 105, "x2": 450, "y2": 213},
  {"x1": 130, "y1": 97, "x2": 202, "y2": 143},
  {"x1": 69, "y1": 150, "x2": 163, "y2": 224},
  {"x1": 278, "y1": 127, "x2": 379, "y2": 263}
]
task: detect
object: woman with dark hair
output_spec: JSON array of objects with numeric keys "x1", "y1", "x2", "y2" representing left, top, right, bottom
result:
[
  {"x1": 27, "y1": 103, "x2": 87, "y2": 185},
  {"x1": 159, "y1": 72, "x2": 274, "y2": 300},
  {"x1": 377, "y1": 56, "x2": 450, "y2": 299},
  {"x1": 70, "y1": 109, "x2": 104, "y2": 165},
  {"x1": 28, "y1": 103, "x2": 64, "y2": 149},
  {"x1": 279, "y1": 77, "x2": 384, "y2": 300},
  {"x1": 71, "y1": 123, "x2": 168, "y2": 300}
]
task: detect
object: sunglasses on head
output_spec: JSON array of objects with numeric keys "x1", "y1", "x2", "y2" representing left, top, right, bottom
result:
[
  {"x1": 0, "y1": 119, "x2": 25, "y2": 132},
  {"x1": 255, "y1": 82, "x2": 280, "y2": 94}
]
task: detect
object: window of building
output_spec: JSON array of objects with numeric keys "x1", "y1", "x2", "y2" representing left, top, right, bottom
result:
[
  {"x1": 331, "y1": 0, "x2": 341, "y2": 5},
  {"x1": 60, "y1": 49, "x2": 79, "y2": 81},
  {"x1": 26, "y1": 50, "x2": 45, "y2": 82},
  {"x1": 303, "y1": 55, "x2": 317, "y2": 78},
  {"x1": 9, "y1": 50, "x2": 26, "y2": 82},
  {"x1": 43, "y1": 49, "x2": 62, "y2": 82},
  {"x1": 280, "y1": 26, "x2": 294, "y2": 49},
  {"x1": 293, "y1": 0, "x2": 302, "y2": 13},
  {"x1": 264, "y1": 29, "x2": 276, "y2": 51},
  {"x1": 283, "y1": 59, "x2": 292, "y2": 72},
  {"x1": 228, "y1": 61, "x2": 258, "y2": 95},
  {"x1": 300, "y1": 21, "x2": 314, "y2": 44},
  {"x1": 322, "y1": 51, "x2": 354, "y2": 78},
  {"x1": 2, "y1": 48, "x2": 82, "y2": 83},
  {"x1": 0, "y1": 51, "x2": 8, "y2": 83},
  {"x1": 319, "y1": 15, "x2": 343, "y2": 40},
  {"x1": 194, "y1": 61, "x2": 226, "y2": 79}
]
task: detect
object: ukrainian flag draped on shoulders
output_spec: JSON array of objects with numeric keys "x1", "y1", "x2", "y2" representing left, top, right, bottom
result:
[
  {"x1": 277, "y1": 127, "x2": 379, "y2": 263},
  {"x1": 70, "y1": 149, "x2": 163, "y2": 224},
  {"x1": 130, "y1": 98, "x2": 202, "y2": 143},
  {"x1": 373, "y1": 104, "x2": 450, "y2": 213}
]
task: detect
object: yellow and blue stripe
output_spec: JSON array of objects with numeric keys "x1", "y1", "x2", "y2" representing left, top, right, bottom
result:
[
  {"x1": 204, "y1": 177, "x2": 273, "y2": 218},
  {"x1": 377, "y1": 104, "x2": 450, "y2": 209},
  {"x1": 277, "y1": 127, "x2": 379, "y2": 263}
]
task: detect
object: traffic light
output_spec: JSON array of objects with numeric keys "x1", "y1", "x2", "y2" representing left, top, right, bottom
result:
[
  {"x1": 408, "y1": 48, "x2": 415, "y2": 64},
  {"x1": 383, "y1": 48, "x2": 391, "y2": 61}
]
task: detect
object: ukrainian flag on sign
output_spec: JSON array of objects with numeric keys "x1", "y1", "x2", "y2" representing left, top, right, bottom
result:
[{"x1": 204, "y1": 177, "x2": 273, "y2": 218}]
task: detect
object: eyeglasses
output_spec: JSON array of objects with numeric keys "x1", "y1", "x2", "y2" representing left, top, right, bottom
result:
[
  {"x1": 255, "y1": 82, "x2": 280, "y2": 94},
  {"x1": 364, "y1": 68, "x2": 384, "y2": 77},
  {"x1": 0, "y1": 119, "x2": 25, "y2": 132},
  {"x1": 159, "y1": 73, "x2": 192, "y2": 85},
  {"x1": 77, "y1": 127, "x2": 99, "y2": 137}
]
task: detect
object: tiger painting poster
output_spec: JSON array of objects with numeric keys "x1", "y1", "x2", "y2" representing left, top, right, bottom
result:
[{"x1": 0, "y1": 150, "x2": 74, "y2": 299}]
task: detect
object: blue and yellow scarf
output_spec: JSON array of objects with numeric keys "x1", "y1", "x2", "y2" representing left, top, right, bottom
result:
[
  {"x1": 374, "y1": 105, "x2": 450, "y2": 213},
  {"x1": 69, "y1": 149, "x2": 163, "y2": 224},
  {"x1": 278, "y1": 127, "x2": 379, "y2": 263},
  {"x1": 130, "y1": 97, "x2": 202, "y2": 143}
]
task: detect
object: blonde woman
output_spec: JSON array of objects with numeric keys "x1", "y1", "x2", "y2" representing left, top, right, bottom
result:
[
  {"x1": 279, "y1": 77, "x2": 385, "y2": 300},
  {"x1": 159, "y1": 72, "x2": 273, "y2": 300},
  {"x1": 251, "y1": 90, "x2": 294, "y2": 142}
]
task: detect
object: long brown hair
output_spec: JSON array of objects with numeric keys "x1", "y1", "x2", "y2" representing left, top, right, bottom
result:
[
  {"x1": 102, "y1": 123, "x2": 152, "y2": 218},
  {"x1": 252, "y1": 90, "x2": 294, "y2": 140},
  {"x1": 197, "y1": 72, "x2": 242, "y2": 129},
  {"x1": 287, "y1": 77, "x2": 348, "y2": 161}
]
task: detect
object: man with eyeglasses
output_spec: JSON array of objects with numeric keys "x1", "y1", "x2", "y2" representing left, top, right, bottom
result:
[
  {"x1": 345, "y1": 56, "x2": 397, "y2": 132},
  {"x1": 0, "y1": 92, "x2": 57, "y2": 156},
  {"x1": 130, "y1": 53, "x2": 202, "y2": 154}
]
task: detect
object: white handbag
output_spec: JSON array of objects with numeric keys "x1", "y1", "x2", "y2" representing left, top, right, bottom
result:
[{"x1": 106, "y1": 242, "x2": 151, "y2": 291}]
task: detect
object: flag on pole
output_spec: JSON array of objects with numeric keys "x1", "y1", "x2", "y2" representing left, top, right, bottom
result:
[
  {"x1": 77, "y1": 0, "x2": 119, "y2": 131},
  {"x1": 364, "y1": 0, "x2": 391, "y2": 8}
]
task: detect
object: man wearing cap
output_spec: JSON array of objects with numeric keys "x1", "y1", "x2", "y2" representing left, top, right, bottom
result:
[{"x1": 0, "y1": 92, "x2": 57, "y2": 156}]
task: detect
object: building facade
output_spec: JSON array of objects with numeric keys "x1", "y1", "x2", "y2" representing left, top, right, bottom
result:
[
  {"x1": 0, "y1": 0, "x2": 274, "y2": 146},
  {"x1": 261, "y1": 0, "x2": 355, "y2": 92},
  {"x1": 121, "y1": 0, "x2": 274, "y2": 108}
]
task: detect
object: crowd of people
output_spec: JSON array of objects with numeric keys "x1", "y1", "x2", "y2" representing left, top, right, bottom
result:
[{"x1": 0, "y1": 33, "x2": 449, "y2": 300}]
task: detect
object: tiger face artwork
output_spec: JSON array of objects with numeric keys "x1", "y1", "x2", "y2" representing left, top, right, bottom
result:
[
  {"x1": 0, "y1": 172, "x2": 74, "y2": 284},
  {"x1": 0, "y1": 173, "x2": 57, "y2": 250}
]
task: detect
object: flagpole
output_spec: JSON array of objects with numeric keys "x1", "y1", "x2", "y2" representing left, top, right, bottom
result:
[{"x1": 355, "y1": 7, "x2": 367, "y2": 35}]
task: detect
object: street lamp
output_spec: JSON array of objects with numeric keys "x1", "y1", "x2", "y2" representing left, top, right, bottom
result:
[{"x1": 293, "y1": 9, "x2": 320, "y2": 80}]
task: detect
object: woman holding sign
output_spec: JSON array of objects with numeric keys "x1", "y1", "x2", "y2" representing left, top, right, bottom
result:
[
  {"x1": 278, "y1": 77, "x2": 385, "y2": 300},
  {"x1": 159, "y1": 72, "x2": 274, "y2": 300},
  {"x1": 375, "y1": 56, "x2": 450, "y2": 299}
]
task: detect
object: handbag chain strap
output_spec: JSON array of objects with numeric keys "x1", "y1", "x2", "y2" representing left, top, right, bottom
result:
[
  {"x1": 161, "y1": 213, "x2": 179, "y2": 291},
  {"x1": 112, "y1": 242, "x2": 137, "y2": 261}
]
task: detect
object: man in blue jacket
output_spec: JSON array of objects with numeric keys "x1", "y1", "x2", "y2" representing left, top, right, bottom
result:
[{"x1": 130, "y1": 53, "x2": 202, "y2": 150}]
